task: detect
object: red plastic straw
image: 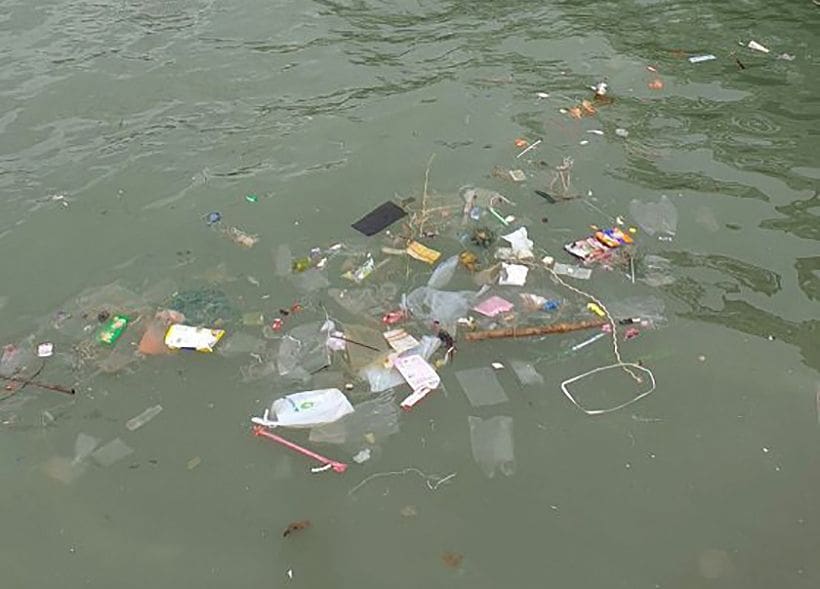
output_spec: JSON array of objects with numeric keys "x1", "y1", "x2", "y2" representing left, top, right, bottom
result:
[{"x1": 252, "y1": 425, "x2": 348, "y2": 473}]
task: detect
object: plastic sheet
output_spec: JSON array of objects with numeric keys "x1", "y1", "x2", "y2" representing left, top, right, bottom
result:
[
  {"x1": 427, "y1": 256, "x2": 460, "y2": 289},
  {"x1": 310, "y1": 392, "x2": 399, "y2": 448},
  {"x1": 91, "y1": 438, "x2": 134, "y2": 467},
  {"x1": 468, "y1": 416, "x2": 515, "y2": 478},
  {"x1": 275, "y1": 244, "x2": 293, "y2": 277},
  {"x1": 629, "y1": 195, "x2": 678, "y2": 236},
  {"x1": 641, "y1": 255, "x2": 676, "y2": 287},
  {"x1": 606, "y1": 296, "x2": 667, "y2": 327},
  {"x1": 404, "y1": 286, "x2": 479, "y2": 330},
  {"x1": 292, "y1": 269, "x2": 330, "y2": 292},
  {"x1": 344, "y1": 324, "x2": 385, "y2": 371},
  {"x1": 277, "y1": 321, "x2": 332, "y2": 382},
  {"x1": 240, "y1": 355, "x2": 279, "y2": 382},
  {"x1": 455, "y1": 366, "x2": 509, "y2": 406},
  {"x1": 73, "y1": 433, "x2": 101, "y2": 464},
  {"x1": 328, "y1": 283, "x2": 399, "y2": 317},
  {"x1": 509, "y1": 361, "x2": 544, "y2": 386},
  {"x1": 552, "y1": 263, "x2": 592, "y2": 280},
  {"x1": 218, "y1": 333, "x2": 266, "y2": 357}
]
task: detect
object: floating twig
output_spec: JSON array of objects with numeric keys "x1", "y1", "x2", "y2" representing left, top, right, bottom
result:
[{"x1": 0, "y1": 373, "x2": 75, "y2": 397}]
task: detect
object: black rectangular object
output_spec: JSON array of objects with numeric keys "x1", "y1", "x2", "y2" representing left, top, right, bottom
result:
[
  {"x1": 351, "y1": 201, "x2": 408, "y2": 236},
  {"x1": 534, "y1": 190, "x2": 556, "y2": 204}
]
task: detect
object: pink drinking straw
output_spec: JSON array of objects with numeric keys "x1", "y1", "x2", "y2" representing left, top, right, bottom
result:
[{"x1": 252, "y1": 425, "x2": 348, "y2": 474}]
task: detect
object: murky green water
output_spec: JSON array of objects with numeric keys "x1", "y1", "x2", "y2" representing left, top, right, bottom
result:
[{"x1": 1, "y1": 1, "x2": 818, "y2": 587}]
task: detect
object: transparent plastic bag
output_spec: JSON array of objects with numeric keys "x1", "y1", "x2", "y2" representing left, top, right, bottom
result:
[
  {"x1": 510, "y1": 361, "x2": 544, "y2": 386},
  {"x1": 455, "y1": 366, "x2": 509, "y2": 407},
  {"x1": 404, "y1": 286, "x2": 478, "y2": 330},
  {"x1": 629, "y1": 195, "x2": 678, "y2": 236},
  {"x1": 310, "y1": 392, "x2": 399, "y2": 448},
  {"x1": 277, "y1": 321, "x2": 332, "y2": 381},
  {"x1": 641, "y1": 255, "x2": 676, "y2": 288},
  {"x1": 468, "y1": 416, "x2": 515, "y2": 478}
]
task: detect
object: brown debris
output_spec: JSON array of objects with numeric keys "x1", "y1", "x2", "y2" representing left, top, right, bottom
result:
[
  {"x1": 441, "y1": 551, "x2": 464, "y2": 569},
  {"x1": 283, "y1": 520, "x2": 311, "y2": 538}
]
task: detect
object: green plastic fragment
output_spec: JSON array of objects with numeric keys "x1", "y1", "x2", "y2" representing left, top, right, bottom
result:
[
  {"x1": 97, "y1": 315, "x2": 129, "y2": 345},
  {"x1": 291, "y1": 258, "x2": 312, "y2": 273}
]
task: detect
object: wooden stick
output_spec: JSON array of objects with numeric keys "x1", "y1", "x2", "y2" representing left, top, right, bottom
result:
[
  {"x1": 0, "y1": 373, "x2": 75, "y2": 395},
  {"x1": 417, "y1": 154, "x2": 435, "y2": 237},
  {"x1": 328, "y1": 335, "x2": 382, "y2": 352},
  {"x1": 464, "y1": 320, "x2": 606, "y2": 342}
]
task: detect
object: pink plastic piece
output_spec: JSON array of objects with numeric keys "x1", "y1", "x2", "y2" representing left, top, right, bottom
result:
[
  {"x1": 473, "y1": 295, "x2": 514, "y2": 318},
  {"x1": 252, "y1": 426, "x2": 348, "y2": 473}
]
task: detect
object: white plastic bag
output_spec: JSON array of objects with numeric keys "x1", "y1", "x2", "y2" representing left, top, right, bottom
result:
[{"x1": 252, "y1": 388, "x2": 354, "y2": 429}]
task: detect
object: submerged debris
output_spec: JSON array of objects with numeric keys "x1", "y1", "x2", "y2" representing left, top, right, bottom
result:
[{"x1": 282, "y1": 520, "x2": 311, "y2": 538}]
